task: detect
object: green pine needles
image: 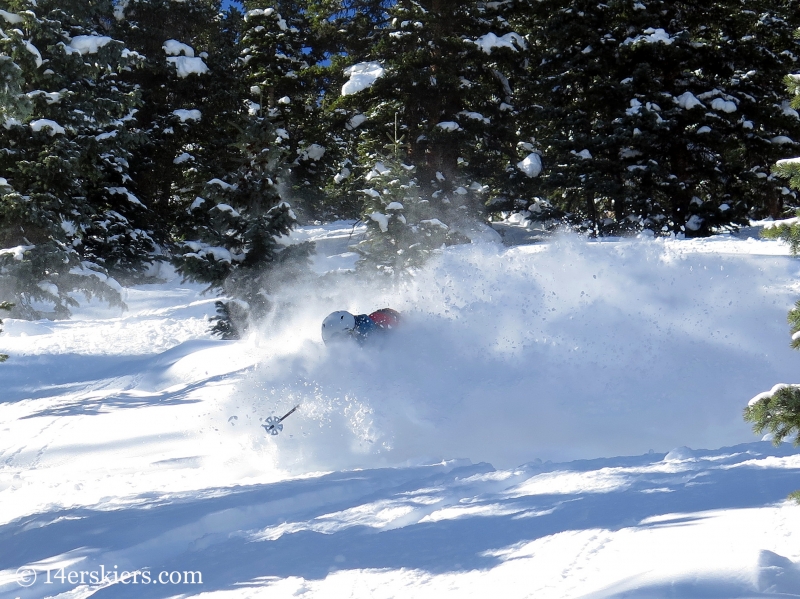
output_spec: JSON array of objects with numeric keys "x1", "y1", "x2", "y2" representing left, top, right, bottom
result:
[
  {"x1": 3, "y1": 0, "x2": 800, "y2": 326},
  {"x1": 173, "y1": 113, "x2": 313, "y2": 338},
  {"x1": 0, "y1": 0, "x2": 147, "y2": 318},
  {"x1": 761, "y1": 212, "x2": 800, "y2": 255},
  {"x1": 353, "y1": 158, "x2": 458, "y2": 277},
  {"x1": 748, "y1": 34, "x2": 800, "y2": 503},
  {"x1": 744, "y1": 384, "x2": 800, "y2": 504},
  {"x1": 744, "y1": 385, "x2": 800, "y2": 446},
  {"x1": 744, "y1": 384, "x2": 800, "y2": 503}
]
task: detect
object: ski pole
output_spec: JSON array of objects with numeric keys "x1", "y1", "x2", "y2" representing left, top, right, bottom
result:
[{"x1": 262, "y1": 404, "x2": 300, "y2": 436}]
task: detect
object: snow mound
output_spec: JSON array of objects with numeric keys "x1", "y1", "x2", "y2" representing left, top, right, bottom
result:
[
  {"x1": 437, "y1": 121, "x2": 461, "y2": 132},
  {"x1": 624, "y1": 27, "x2": 674, "y2": 45},
  {"x1": 0, "y1": 9, "x2": 22, "y2": 23},
  {"x1": 301, "y1": 144, "x2": 326, "y2": 161},
  {"x1": 347, "y1": 113, "x2": 367, "y2": 129},
  {"x1": 664, "y1": 446, "x2": 696, "y2": 461},
  {"x1": 30, "y1": 119, "x2": 65, "y2": 135},
  {"x1": 676, "y1": 91, "x2": 704, "y2": 110},
  {"x1": 711, "y1": 98, "x2": 737, "y2": 113},
  {"x1": 163, "y1": 39, "x2": 194, "y2": 57}
]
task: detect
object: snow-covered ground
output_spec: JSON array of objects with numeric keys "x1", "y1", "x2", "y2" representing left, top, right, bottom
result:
[{"x1": 2, "y1": 224, "x2": 800, "y2": 598}]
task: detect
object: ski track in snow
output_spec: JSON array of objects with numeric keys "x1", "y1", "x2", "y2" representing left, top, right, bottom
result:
[{"x1": 1, "y1": 224, "x2": 800, "y2": 597}]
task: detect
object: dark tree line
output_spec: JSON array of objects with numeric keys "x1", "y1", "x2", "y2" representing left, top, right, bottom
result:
[{"x1": 1, "y1": 0, "x2": 800, "y2": 325}]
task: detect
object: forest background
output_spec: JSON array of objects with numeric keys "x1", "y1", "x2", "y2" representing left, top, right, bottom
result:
[{"x1": 2, "y1": 0, "x2": 800, "y2": 331}]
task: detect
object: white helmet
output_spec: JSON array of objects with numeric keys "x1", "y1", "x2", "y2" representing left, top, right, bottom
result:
[{"x1": 322, "y1": 311, "x2": 356, "y2": 344}]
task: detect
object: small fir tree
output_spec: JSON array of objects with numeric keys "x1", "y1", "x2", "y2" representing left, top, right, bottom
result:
[
  {"x1": 744, "y1": 381, "x2": 800, "y2": 503},
  {"x1": 352, "y1": 157, "x2": 461, "y2": 277},
  {"x1": 172, "y1": 113, "x2": 312, "y2": 337},
  {"x1": 745, "y1": 385, "x2": 800, "y2": 446}
]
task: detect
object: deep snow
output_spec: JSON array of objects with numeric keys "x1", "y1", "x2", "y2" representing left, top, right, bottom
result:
[{"x1": 1, "y1": 224, "x2": 800, "y2": 598}]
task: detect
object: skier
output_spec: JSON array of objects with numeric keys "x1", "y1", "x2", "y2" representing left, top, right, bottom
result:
[{"x1": 321, "y1": 308, "x2": 401, "y2": 345}]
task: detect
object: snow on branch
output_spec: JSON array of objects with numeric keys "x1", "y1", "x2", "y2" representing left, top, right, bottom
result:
[
  {"x1": 342, "y1": 62, "x2": 384, "y2": 96},
  {"x1": 167, "y1": 56, "x2": 209, "y2": 78},
  {"x1": 471, "y1": 32, "x2": 526, "y2": 54},
  {"x1": 69, "y1": 35, "x2": 113, "y2": 55}
]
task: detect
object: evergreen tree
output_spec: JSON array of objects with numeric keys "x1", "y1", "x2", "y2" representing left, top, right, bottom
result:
[
  {"x1": 239, "y1": 1, "x2": 330, "y2": 218},
  {"x1": 512, "y1": 0, "x2": 631, "y2": 234},
  {"x1": 516, "y1": 0, "x2": 800, "y2": 236},
  {"x1": 744, "y1": 380, "x2": 800, "y2": 504},
  {"x1": 764, "y1": 44, "x2": 800, "y2": 250},
  {"x1": 275, "y1": 0, "x2": 392, "y2": 219},
  {"x1": 618, "y1": 0, "x2": 800, "y2": 235},
  {"x1": 172, "y1": 110, "x2": 312, "y2": 338},
  {"x1": 113, "y1": 0, "x2": 244, "y2": 243},
  {"x1": 761, "y1": 206, "x2": 800, "y2": 253},
  {"x1": 352, "y1": 158, "x2": 460, "y2": 276},
  {"x1": 746, "y1": 38, "x2": 800, "y2": 503},
  {"x1": 324, "y1": 0, "x2": 530, "y2": 259},
  {"x1": 0, "y1": 0, "x2": 150, "y2": 318}
]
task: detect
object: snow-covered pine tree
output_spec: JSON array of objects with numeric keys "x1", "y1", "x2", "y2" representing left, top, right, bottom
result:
[
  {"x1": 0, "y1": 301, "x2": 10, "y2": 362},
  {"x1": 744, "y1": 378, "x2": 800, "y2": 504},
  {"x1": 773, "y1": 49, "x2": 800, "y2": 195},
  {"x1": 746, "y1": 34, "x2": 800, "y2": 503},
  {"x1": 0, "y1": 0, "x2": 151, "y2": 318},
  {"x1": 516, "y1": 0, "x2": 800, "y2": 236},
  {"x1": 113, "y1": 0, "x2": 243, "y2": 242},
  {"x1": 172, "y1": 109, "x2": 312, "y2": 338},
  {"x1": 616, "y1": 0, "x2": 800, "y2": 236},
  {"x1": 328, "y1": 0, "x2": 528, "y2": 254},
  {"x1": 287, "y1": 0, "x2": 390, "y2": 219},
  {"x1": 764, "y1": 33, "x2": 800, "y2": 251},
  {"x1": 513, "y1": 0, "x2": 633, "y2": 235},
  {"x1": 300, "y1": 0, "x2": 391, "y2": 97},
  {"x1": 352, "y1": 158, "x2": 456, "y2": 276},
  {"x1": 239, "y1": 1, "x2": 329, "y2": 218},
  {"x1": 722, "y1": 2, "x2": 800, "y2": 220}
]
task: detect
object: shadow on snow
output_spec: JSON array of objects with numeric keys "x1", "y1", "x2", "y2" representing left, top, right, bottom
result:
[{"x1": 2, "y1": 442, "x2": 800, "y2": 598}]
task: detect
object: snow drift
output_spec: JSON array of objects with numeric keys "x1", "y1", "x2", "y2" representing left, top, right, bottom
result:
[
  {"x1": 4, "y1": 226, "x2": 800, "y2": 598},
  {"x1": 3, "y1": 228, "x2": 800, "y2": 481},
  {"x1": 213, "y1": 230, "x2": 800, "y2": 472}
]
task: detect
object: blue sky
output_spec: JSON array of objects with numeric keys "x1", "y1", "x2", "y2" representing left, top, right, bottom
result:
[{"x1": 222, "y1": 0, "x2": 243, "y2": 9}]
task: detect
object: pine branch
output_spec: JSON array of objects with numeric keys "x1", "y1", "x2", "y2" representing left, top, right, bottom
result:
[
  {"x1": 761, "y1": 213, "x2": 800, "y2": 256},
  {"x1": 744, "y1": 386, "x2": 800, "y2": 446}
]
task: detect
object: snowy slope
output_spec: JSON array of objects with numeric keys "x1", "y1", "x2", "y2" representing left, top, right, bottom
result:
[{"x1": 2, "y1": 225, "x2": 800, "y2": 598}]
